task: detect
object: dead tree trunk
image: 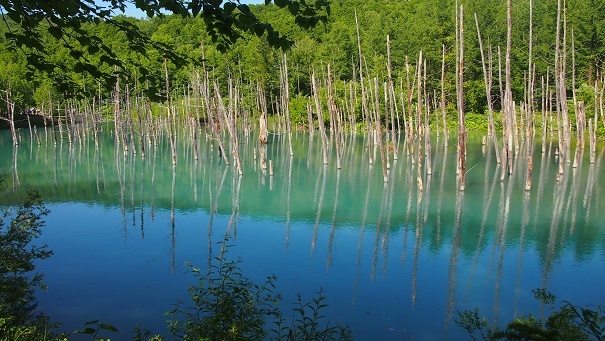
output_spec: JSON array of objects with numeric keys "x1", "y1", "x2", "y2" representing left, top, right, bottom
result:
[
  {"x1": 374, "y1": 77, "x2": 388, "y2": 183},
  {"x1": 327, "y1": 64, "x2": 342, "y2": 169},
  {"x1": 312, "y1": 71, "x2": 329, "y2": 164},
  {"x1": 457, "y1": 5, "x2": 466, "y2": 191},
  {"x1": 257, "y1": 83, "x2": 269, "y2": 144},
  {"x1": 282, "y1": 54, "x2": 294, "y2": 157}
]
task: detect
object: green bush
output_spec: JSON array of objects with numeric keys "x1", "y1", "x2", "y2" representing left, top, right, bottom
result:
[
  {"x1": 166, "y1": 243, "x2": 352, "y2": 341},
  {"x1": 456, "y1": 288, "x2": 603, "y2": 341}
]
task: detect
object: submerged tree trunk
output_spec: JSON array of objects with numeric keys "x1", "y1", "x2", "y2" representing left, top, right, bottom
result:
[
  {"x1": 258, "y1": 83, "x2": 269, "y2": 145},
  {"x1": 3, "y1": 89, "x2": 18, "y2": 145}
]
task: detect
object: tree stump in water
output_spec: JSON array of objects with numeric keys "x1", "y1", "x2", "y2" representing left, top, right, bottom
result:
[{"x1": 258, "y1": 114, "x2": 268, "y2": 144}]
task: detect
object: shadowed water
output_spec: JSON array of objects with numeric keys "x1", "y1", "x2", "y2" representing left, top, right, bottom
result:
[{"x1": 1, "y1": 126, "x2": 604, "y2": 340}]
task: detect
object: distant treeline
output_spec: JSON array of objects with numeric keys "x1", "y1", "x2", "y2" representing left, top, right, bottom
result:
[{"x1": 0, "y1": 0, "x2": 604, "y2": 118}]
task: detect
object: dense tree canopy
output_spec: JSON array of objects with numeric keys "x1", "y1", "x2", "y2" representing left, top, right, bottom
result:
[
  {"x1": 0, "y1": 0, "x2": 604, "y2": 117},
  {"x1": 0, "y1": 0, "x2": 329, "y2": 91}
]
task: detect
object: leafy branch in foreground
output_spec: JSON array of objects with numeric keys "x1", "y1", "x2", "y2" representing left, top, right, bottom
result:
[
  {"x1": 0, "y1": 180, "x2": 52, "y2": 328},
  {"x1": 0, "y1": 0, "x2": 330, "y2": 93},
  {"x1": 456, "y1": 288, "x2": 603, "y2": 340},
  {"x1": 166, "y1": 242, "x2": 351, "y2": 340}
]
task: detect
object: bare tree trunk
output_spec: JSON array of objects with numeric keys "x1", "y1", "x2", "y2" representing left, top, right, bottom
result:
[
  {"x1": 164, "y1": 58, "x2": 177, "y2": 165},
  {"x1": 555, "y1": 0, "x2": 571, "y2": 168},
  {"x1": 589, "y1": 118, "x2": 596, "y2": 164},
  {"x1": 474, "y1": 14, "x2": 500, "y2": 164},
  {"x1": 3, "y1": 89, "x2": 18, "y2": 145},
  {"x1": 374, "y1": 77, "x2": 388, "y2": 182},
  {"x1": 527, "y1": 0, "x2": 534, "y2": 140},
  {"x1": 312, "y1": 71, "x2": 329, "y2": 164},
  {"x1": 355, "y1": 11, "x2": 373, "y2": 165},
  {"x1": 327, "y1": 64, "x2": 342, "y2": 169},
  {"x1": 386, "y1": 35, "x2": 398, "y2": 160},
  {"x1": 282, "y1": 54, "x2": 294, "y2": 157},
  {"x1": 457, "y1": 5, "x2": 466, "y2": 191},
  {"x1": 441, "y1": 44, "x2": 448, "y2": 145},
  {"x1": 257, "y1": 82, "x2": 269, "y2": 144},
  {"x1": 224, "y1": 79, "x2": 243, "y2": 175},
  {"x1": 504, "y1": 0, "x2": 514, "y2": 177},
  {"x1": 307, "y1": 101, "x2": 314, "y2": 135}
]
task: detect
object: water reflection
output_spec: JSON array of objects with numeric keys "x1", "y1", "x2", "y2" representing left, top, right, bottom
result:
[{"x1": 0, "y1": 127, "x2": 604, "y2": 339}]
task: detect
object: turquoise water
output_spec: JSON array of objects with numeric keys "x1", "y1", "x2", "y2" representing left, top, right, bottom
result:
[{"x1": 1, "y1": 126, "x2": 604, "y2": 340}]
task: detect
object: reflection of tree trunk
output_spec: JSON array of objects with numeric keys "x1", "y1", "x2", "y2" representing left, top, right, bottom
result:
[
  {"x1": 381, "y1": 159, "x2": 397, "y2": 276},
  {"x1": 583, "y1": 149, "x2": 603, "y2": 219},
  {"x1": 410, "y1": 194, "x2": 422, "y2": 308},
  {"x1": 285, "y1": 156, "x2": 293, "y2": 250},
  {"x1": 311, "y1": 165, "x2": 327, "y2": 254},
  {"x1": 12, "y1": 145, "x2": 20, "y2": 187},
  {"x1": 468, "y1": 157, "x2": 499, "y2": 293},
  {"x1": 352, "y1": 166, "x2": 371, "y2": 304},
  {"x1": 227, "y1": 171, "x2": 242, "y2": 239},
  {"x1": 534, "y1": 147, "x2": 553, "y2": 230},
  {"x1": 565, "y1": 149, "x2": 583, "y2": 236},
  {"x1": 525, "y1": 156, "x2": 533, "y2": 191},
  {"x1": 94, "y1": 144, "x2": 101, "y2": 193},
  {"x1": 259, "y1": 144, "x2": 267, "y2": 171},
  {"x1": 445, "y1": 190, "x2": 463, "y2": 326},
  {"x1": 151, "y1": 145, "x2": 157, "y2": 221},
  {"x1": 170, "y1": 166, "x2": 176, "y2": 273},
  {"x1": 326, "y1": 169, "x2": 341, "y2": 270},
  {"x1": 543, "y1": 164, "x2": 569, "y2": 287},
  {"x1": 140, "y1": 161, "x2": 145, "y2": 239},
  {"x1": 402, "y1": 147, "x2": 414, "y2": 266},
  {"x1": 206, "y1": 167, "x2": 229, "y2": 272},
  {"x1": 130, "y1": 152, "x2": 136, "y2": 234},
  {"x1": 371, "y1": 182, "x2": 389, "y2": 282},
  {"x1": 514, "y1": 190, "x2": 531, "y2": 316},
  {"x1": 306, "y1": 132, "x2": 314, "y2": 170},
  {"x1": 117, "y1": 147, "x2": 127, "y2": 240},
  {"x1": 436, "y1": 137, "x2": 448, "y2": 244},
  {"x1": 492, "y1": 166, "x2": 515, "y2": 327}
]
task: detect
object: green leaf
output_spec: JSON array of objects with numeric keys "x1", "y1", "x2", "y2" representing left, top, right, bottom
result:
[
  {"x1": 190, "y1": 1, "x2": 201, "y2": 16},
  {"x1": 74, "y1": 327, "x2": 96, "y2": 334},
  {"x1": 73, "y1": 63, "x2": 85, "y2": 74},
  {"x1": 288, "y1": 2, "x2": 300, "y2": 15},
  {"x1": 48, "y1": 28, "x2": 62, "y2": 40},
  {"x1": 87, "y1": 45, "x2": 100, "y2": 54},
  {"x1": 224, "y1": 2, "x2": 236, "y2": 14},
  {"x1": 99, "y1": 323, "x2": 119, "y2": 332}
]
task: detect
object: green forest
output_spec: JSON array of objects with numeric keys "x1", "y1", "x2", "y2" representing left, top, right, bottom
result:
[{"x1": 1, "y1": 0, "x2": 604, "y2": 126}]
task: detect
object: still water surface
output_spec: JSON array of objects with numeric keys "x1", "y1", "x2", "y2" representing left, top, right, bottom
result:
[{"x1": 1, "y1": 127, "x2": 604, "y2": 340}]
